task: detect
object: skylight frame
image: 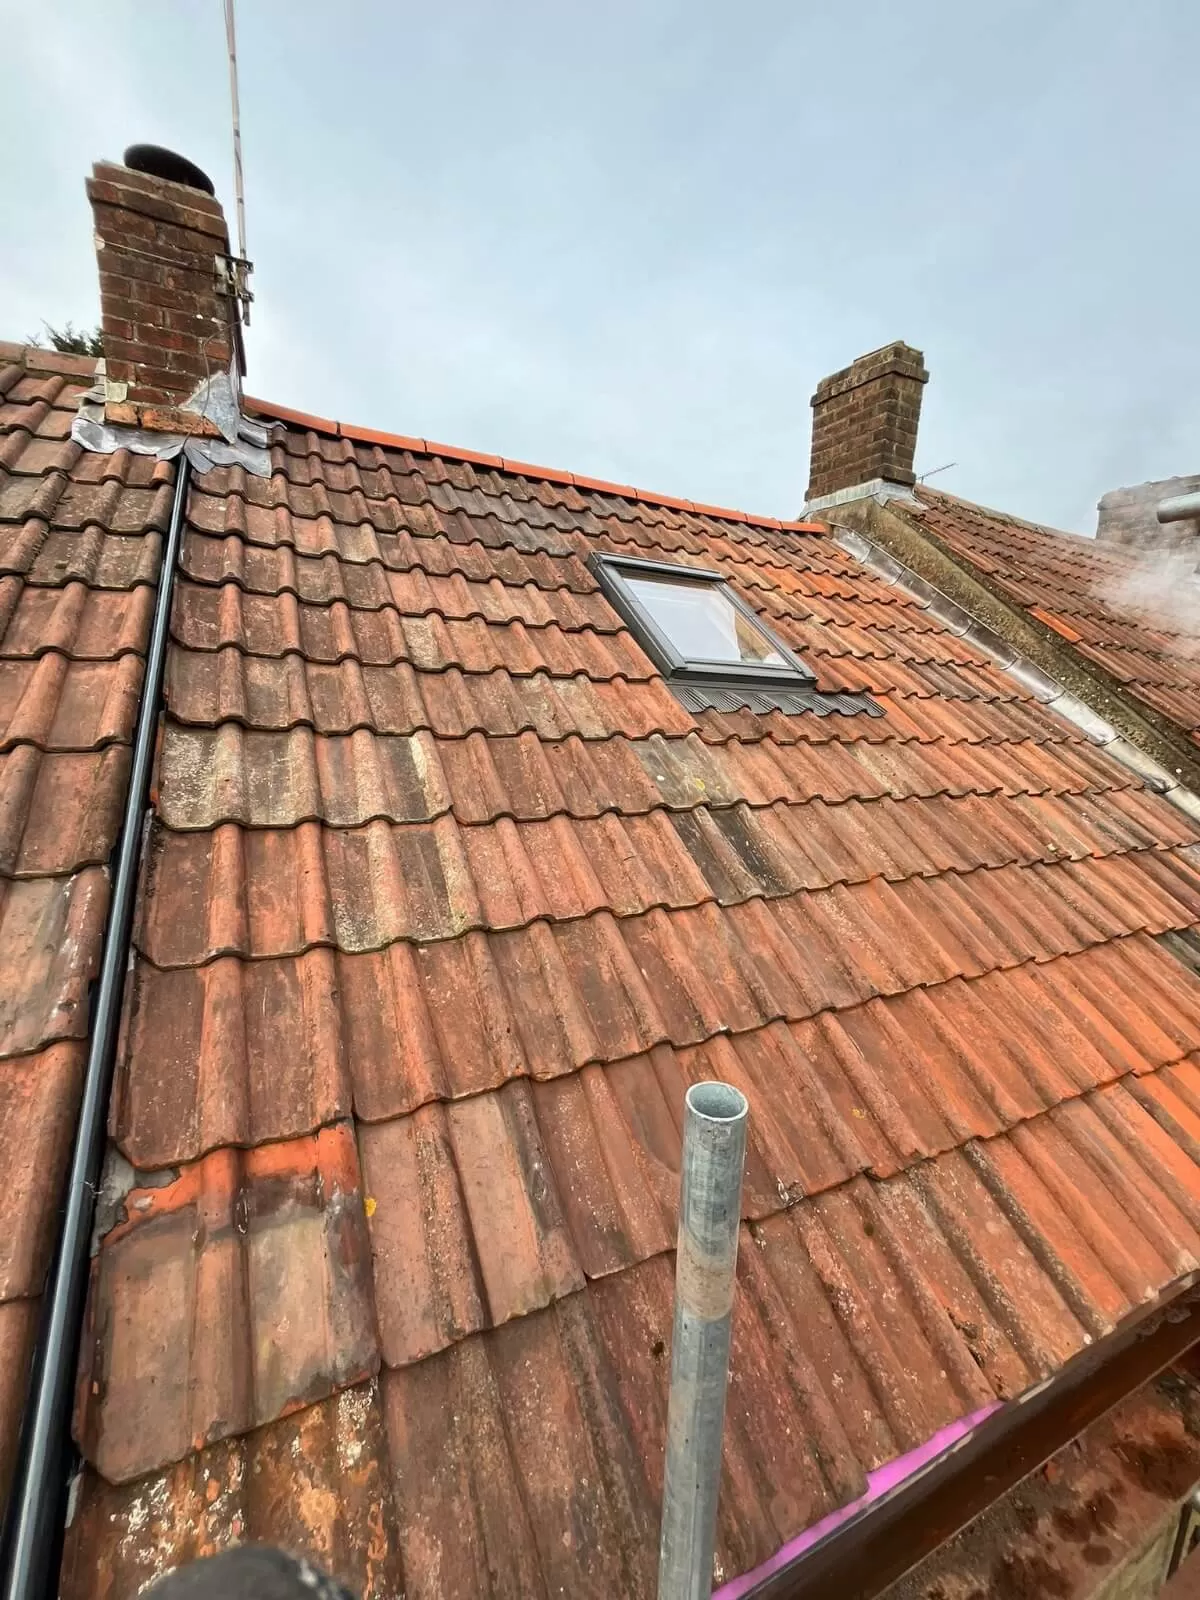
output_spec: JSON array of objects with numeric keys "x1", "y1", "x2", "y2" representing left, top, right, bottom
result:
[{"x1": 589, "y1": 552, "x2": 817, "y2": 691}]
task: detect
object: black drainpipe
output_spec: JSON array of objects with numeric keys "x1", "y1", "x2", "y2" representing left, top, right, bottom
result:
[{"x1": 0, "y1": 454, "x2": 191, "y2": 1600}]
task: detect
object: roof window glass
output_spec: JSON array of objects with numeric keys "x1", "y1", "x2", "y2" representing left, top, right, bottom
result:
[
  {"x1": 589, "y1": 552, "x2": 815, "y2": 691},
  {"x1": 624, "y1": 571, "x2": 789, "y2": 667}
]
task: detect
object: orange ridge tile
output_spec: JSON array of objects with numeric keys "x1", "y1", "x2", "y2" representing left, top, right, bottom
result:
[
  {"x1": 339, "y1": 422, "x2": 427, "y2": 454},
  {"x1": 690, "y1": 501, "x2": 751, "y2": 523},
  {"x1": 501, "y1": 457, "x2": 575, "y2": 487},
  {"x1": 425, "y1": 440, "x2": 504, "y2": 471},
  {"x1": 571, "y1": 471, "x2": 639, "y2": 499},
  {"x1": 242, "y1": 395, "x2": 339, "y2": 436},
  {"x1": 637, "y1": 490, "x2": 694, "y2": 513}
]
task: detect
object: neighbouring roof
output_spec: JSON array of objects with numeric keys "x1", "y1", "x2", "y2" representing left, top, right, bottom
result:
[
  {"x1": 908, "y1": 485, "x2": 1200, "y2": 744},
  {"x1": 7, "y1": 350, "x2": 1200, "y2": 1596}
]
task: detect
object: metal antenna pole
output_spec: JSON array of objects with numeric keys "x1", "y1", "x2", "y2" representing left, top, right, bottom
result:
[
  {"x1": 658, "y1": 1082, "x2": 749, "y2": 1600},
  {"x1": 223, "y1": 0, "x2": 249, "y2": 316}
]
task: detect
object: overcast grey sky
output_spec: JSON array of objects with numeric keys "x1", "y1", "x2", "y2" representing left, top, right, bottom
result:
[{"x1": 3, "y1": 1, "x2": 1196, "y2": 529}]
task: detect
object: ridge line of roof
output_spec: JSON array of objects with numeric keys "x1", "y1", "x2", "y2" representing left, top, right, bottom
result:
[
  {"x1": 241, "y1": 393, "x2": 825, "y2": 536},
  {"x1": 0, "y1": 338, "x2": 99, "y2": 380},
  {"x1": 917, "y1": 483, "x2": 1089, "y2": 544}
]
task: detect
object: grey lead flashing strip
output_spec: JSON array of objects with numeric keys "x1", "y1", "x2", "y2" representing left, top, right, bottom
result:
[
  {"x1": 673, "y1": 683, "x2": 882, "y2": 719},
  {"x1": 834, "y1": 524, "x2": 1200, "y2": 827}
]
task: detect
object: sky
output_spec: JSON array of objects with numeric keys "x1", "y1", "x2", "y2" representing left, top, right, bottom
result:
[{"x1": 3, "y1": 1, "x2": 1197, "y2": 531}]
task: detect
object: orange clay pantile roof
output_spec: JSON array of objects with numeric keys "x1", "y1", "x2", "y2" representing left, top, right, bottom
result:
[
  {"x1": 0, "y1": 351, "x2": 174, "y2": 1510},
  {"x1": 6, "y1": 359, "x2": 1200, "y2": 1595},
  {"x1": 909, "y1": 484, "x2": 1200, "y2": 742}
]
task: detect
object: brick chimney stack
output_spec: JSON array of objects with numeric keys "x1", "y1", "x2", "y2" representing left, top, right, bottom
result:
[
  {"x1": 806, "y1": 342, "x2": 929, "y2": 507},
  {"x1": 87, "y1": 152, "x2": 241, "y2": 433}
]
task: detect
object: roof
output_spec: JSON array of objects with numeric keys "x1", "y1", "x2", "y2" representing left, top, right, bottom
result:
[
  {"x1": 7, "y1": 352, "x2": 1200, "y2": 1596},
  {"x1": 908, "y1": 485, "x2": 1200, "y2": 744},
  {"x1": 0, "y1": 346, "x2": 173, "y2": 1509}
]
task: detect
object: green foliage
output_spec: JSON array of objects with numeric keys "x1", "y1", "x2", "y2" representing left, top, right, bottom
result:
[{"x1": 27, "y1": 321, "x2": 105, "y2": 358}]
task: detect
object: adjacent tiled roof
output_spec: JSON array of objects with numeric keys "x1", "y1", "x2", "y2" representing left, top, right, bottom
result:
[
  {"x1": 910, "y1": 485, "x2": 1200, "y2": 742},
  {"x1": 0, "y1": 347, "x2": 173, "y2": 1510},
  {"x1": 1, "y1": 377, "x2": 1196, "y2": 1595}
]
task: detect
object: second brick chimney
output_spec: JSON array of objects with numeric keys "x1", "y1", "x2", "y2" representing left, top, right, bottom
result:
[
  {"x1": 805, "y1": 341, "x2": 928, "y2": 509},
  {"x1": 88, "y1": 152, "x2": 241, "y2": 433}
]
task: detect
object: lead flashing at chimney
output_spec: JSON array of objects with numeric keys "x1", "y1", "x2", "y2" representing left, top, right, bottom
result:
[
  {"x1": 803, "y1": 477, "x2": 923, "y2": 518},
  {"x1": 835, "y1": 523, "x2": 1200, "y2": 826},
  {"x1": 71, "y1": 364, "x2": 271, "y2": 476}
]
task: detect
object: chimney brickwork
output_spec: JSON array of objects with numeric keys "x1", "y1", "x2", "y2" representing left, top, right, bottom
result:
[
  {"x1": 1096, "y1": 474, "x2": 1200, "y2": 547},
  {"x1": 807, "y1": 341, "x2": 929, "y2": 502},
  {"x1": 87, "y1": 160, "x2": 237, "y2": 432}
]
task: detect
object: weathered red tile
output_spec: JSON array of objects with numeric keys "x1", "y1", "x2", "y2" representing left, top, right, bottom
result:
[
  {"x1": 360, "y1": 1081, "x2": 586, "y2": 1367},
  {"x1": 29, "y1": 366, "x2": 1200, "y2": 1600},
  {"x1": 0, "y1": 745, "x2": 129, "y2": 875},
  {"x1": 0, "y1": 1042, "x2": 84, "y2": 1298},
  {"x1": 910, "y1": 486, "x2": 1200, "y2": 739},
  {"x1": 0, "y1": 1299, "x2": 38, "y2": 1515},
  {"x1": 0, "y1": 870, "x2": 108, "y2": 1057},
  {"x1": 0, "y1": 578, "x2": 154, "y2": 660},
  {"x1": 61, "y1": 1382, "x2": 405, "y2": 1600},
  {"x1": 75, "y1": 1123, "x2": 378, "y2": 1483},
  {"x1": 0, "y1": 653, "x2": 143, "y2": 751}
]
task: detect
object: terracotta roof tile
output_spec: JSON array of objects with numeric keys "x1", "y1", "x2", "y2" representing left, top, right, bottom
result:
[
  {"x1": 0, "y1": 652, "x2": 144, "y2": 751},
  {"x1": 181, "y1": 534, "x2": 620, "y2": 630},
  {"x1": 63, "y1": 1067, "x2": 1200, "y2": 1597},
  {"x1": 170, "y1": 579, "x2": 654, "y2": 677},
  {"x1": 909, "y1": 486, "x2": 1200, "y2": 739},
  {"x1": 75, "y1": 1123, "x2": 378, "y2": 1483},
  {"x1": 0, "y1": 746, "x2": 130, "y2": 876},
  {"x1": 0, "y1": 871, "x2": 109, "y2": 1057},
  {"x1": 0, "y1": 525, "x2": 163, "y2": 588},
  {"x1": 0, "y1": 1042, "x2": 84, "y2": 1297},
  {"x1": 361, "y1": 1084, "x2": 588, "y2": 1367},
  {"x1": 10, "y1": 402, "x2": 1200, "y2": 1595},
  {"x1": 0, "y1": 578, "x2": 154, "y2": 659},
  {"x1": 114, "y1": 847, "x2": 1200, "y2": 1170},
  {"x1": 0, "y1": 351, "x2": 165, "y2": 1494},
  {"x1": 61, "y1": 1382, "x2": 406, "y2": 1600},
  {"x1": 0, "y1": 1301, "x2": 38, "y2": 1514},
  {"x1": 133, "y1": 798, "x2": 1200, "y2": 969},
  {"x1": 165, "y1": 648, "x2": 696, "y2": 739}
]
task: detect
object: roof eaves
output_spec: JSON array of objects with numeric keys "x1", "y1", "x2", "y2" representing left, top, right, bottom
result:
[{"x1": 242, "y1": 393, "x2": 826, "y2": 534}]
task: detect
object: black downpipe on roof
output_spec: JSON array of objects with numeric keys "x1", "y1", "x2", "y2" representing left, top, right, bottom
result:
[{"x1": 0, "y1": 454, "x2": 191, "y2": 1600}]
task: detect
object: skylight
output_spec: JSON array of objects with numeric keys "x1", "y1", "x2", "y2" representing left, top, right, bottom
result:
[
  {"x1": 589, "y1": 553, "x2": 816, "y2": 693},
  {"x1": 624, "y1": 571, "x2": 789, "y2": 667}
]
